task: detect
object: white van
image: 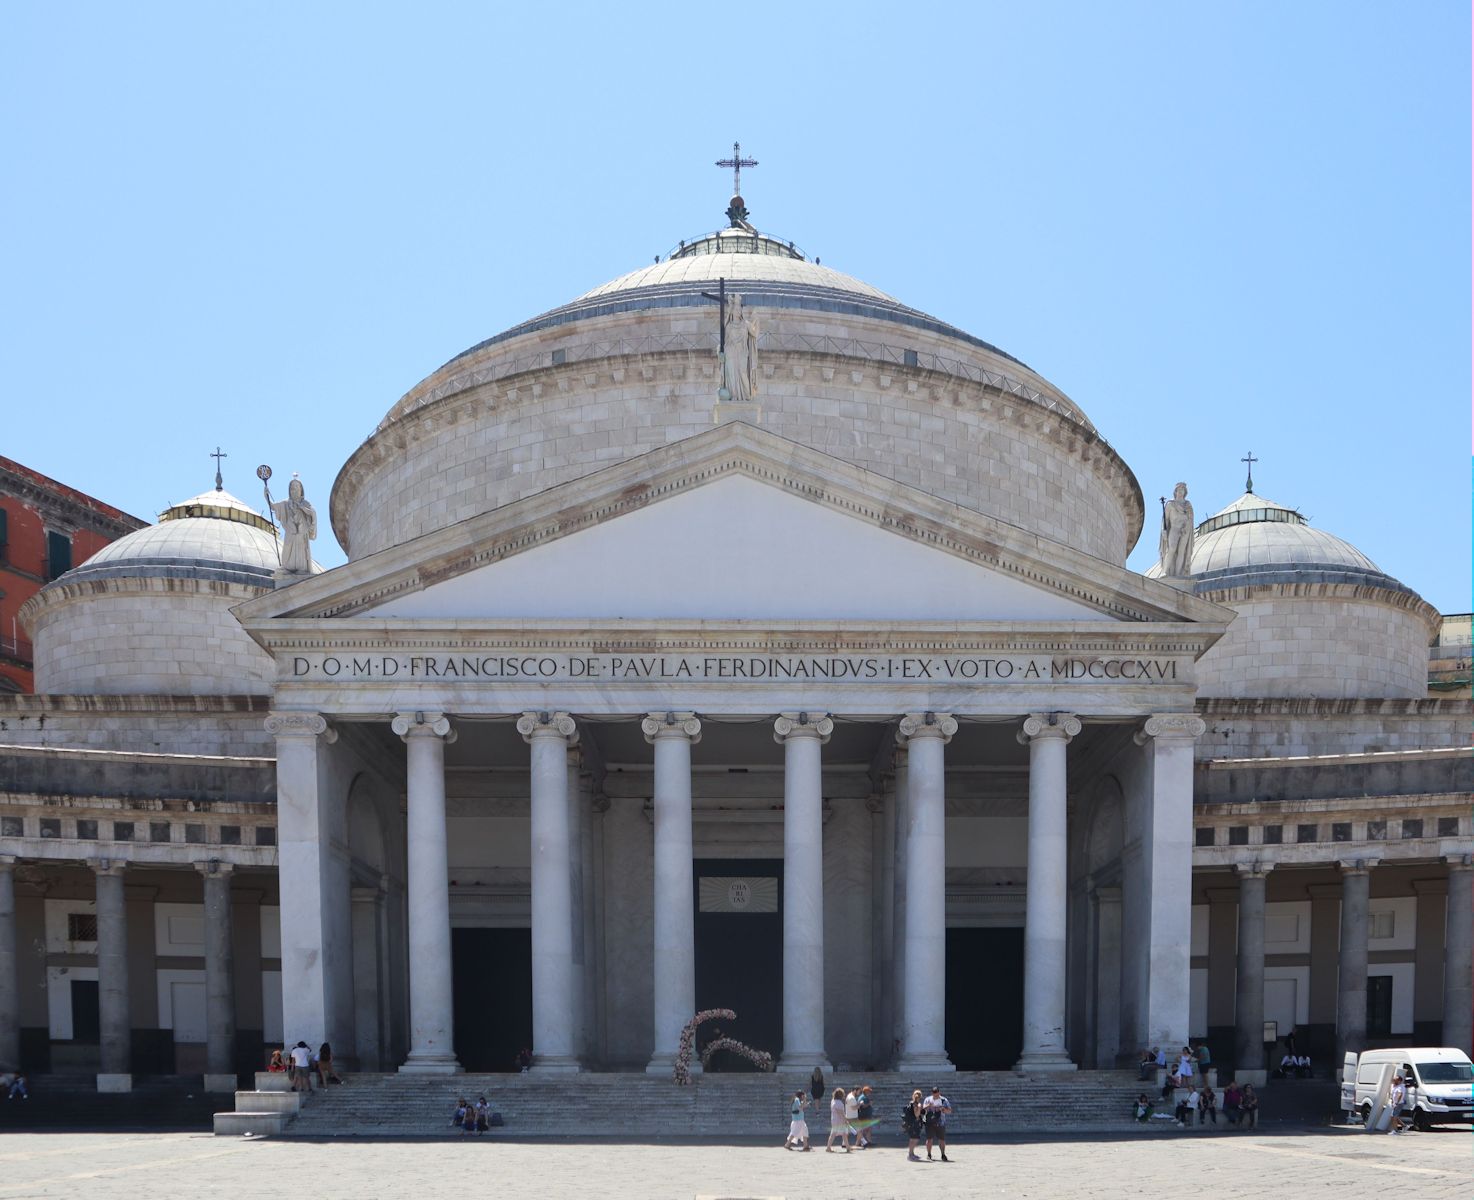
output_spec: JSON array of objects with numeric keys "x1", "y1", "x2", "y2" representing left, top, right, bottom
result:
[{"x1": 1341, "y1": 1047, "x2": 1474, "y2": 1128}]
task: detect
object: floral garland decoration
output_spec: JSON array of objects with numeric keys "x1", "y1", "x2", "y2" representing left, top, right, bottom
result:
[
  {"x1": 673, "y1": 1008, "x2": 736, "y2": 1086},
  {"x1": 699, "y1": 1037, "x2": 774, "y2": 1074}
]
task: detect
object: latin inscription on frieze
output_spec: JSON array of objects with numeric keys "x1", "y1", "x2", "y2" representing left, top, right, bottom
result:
[{"x1": 286, "y1": 652, "x2": 1181, "y2": 684}]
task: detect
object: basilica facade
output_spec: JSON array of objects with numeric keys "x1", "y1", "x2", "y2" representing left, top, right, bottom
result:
[{"x1": 1, "y1": 201, "x2": 1467, "y2": 1092}]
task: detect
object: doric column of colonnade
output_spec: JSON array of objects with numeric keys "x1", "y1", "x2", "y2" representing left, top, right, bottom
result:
[
  {"x1": 1234, "y1": 863, "x2": 1271, "y2": 1085},
  {"x1": 518, "y1": 711, "x2": 582, "y2": 1072},
  {"x1": 393, "y1": 711, "x2": 461, "y2": 1073},
  {"x1": 895, "y1": 712, "x2": 958, "y2": 1072},
  {"x1": 1016, "y1": 712, "x2": 1081, "y2": 1071},
  {"x1": 198, "y1": 861, "x2": 238, "y2": 1092},
  {"x1": 774, "y1": 712, "x2": 834, "y2": 1072},
  {"x1": 1446, "y1": 855, "x2": 1474, "y2": 1055},
  {"x1": 93, "y1": 861, "x2": 132, "y2": 1091},
  {"x1": 642, "y1": 711, "x2": 702, "y2": 1073}
]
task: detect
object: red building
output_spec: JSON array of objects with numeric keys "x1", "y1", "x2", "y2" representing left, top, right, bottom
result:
[{"x1": 0, "y1": 457, "x2": 146, "y2": 692}]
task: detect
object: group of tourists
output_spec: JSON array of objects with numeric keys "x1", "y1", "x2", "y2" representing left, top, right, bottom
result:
[
  {"x1": 783, "y1": 1070, "x2": 951, "y2": 1161},
  {"x1": 1133, "y1": 1080, "x2": 1259, "y2": 1129},
  {"x1": 450, "y1": 1096, "x2": 497, "y2": 1134},
  {"x1": 268, "y1": 1041, "x2": 343, "y2": 1091}
]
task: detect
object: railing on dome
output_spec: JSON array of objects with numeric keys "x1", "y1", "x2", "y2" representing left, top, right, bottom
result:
[
  {"x1": 1194, "y1": 504, "x2": 1307, "y2": 537},
  {"x1": 665, "y1": 230, "x2": 808, "y2": 261},
  {"x1": 395, "y1": 331, "x2": 1100, "y2": 438}
]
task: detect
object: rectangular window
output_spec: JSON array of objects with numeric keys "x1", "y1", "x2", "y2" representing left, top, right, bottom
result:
[
  {"x1": 185, "y1": 824, "x2": 206, "y2": 845},
  {"x1": 1402, "y1": 819, "x2": 1424, "y2": 840},
  {"x1": 1367, "y1": 820, "x2": 1387, "y2": 840},
  {"x1": 0, "y1": 507, "x2": 8, "y2": 551},
  {"x1": 67, "y1": 913, "x2": 98, "y2": 942},
  {"x1": 1195, "y1": 827, "x2": 1215, "y2": 847},
  {"x1": 255, "y1": 826, "x2": 276, "y2": 847},
  {"x1": 1331, "y1": 822, "x2": 1352, "y2": 842},
  {"x1": 46, "y1": 531, "x2": 72, "y2": 580},
  {"x1": 39, "y1": 818, "x2": 61, "y2": 838},
  {"x1": 1370, "y1": 910, "x2": 1395, "y2": 939},
  {"x1": 1228, "y1": 826, "x2": 1249, "y2": 846},
  {"x1": 76, "y1": 819, "x2": 97, "y2": 840},
  {"x1": 1367, "y1": 975, "x2": 1393, "y2": 1037},
  {"x1": 1438, "y1": 817, "x2": 1459, "y2": 837},
  {"x1": 903, "y1": 348, "x2": 919, "y2": 367},
  {"x1": 219, "y1": 825, "x2": 241, "y2": 846},
  {"x1": 150, "y1": 821, "x2": 171, "y2": 843},
  {"x1": 1, "y1": 816, "x2": 22, "y2": 837},
  {"x1": 112, "y1": 821, "x2": 134, "y2": 841},
  {"x1": 1296, "y1": 823, "x2": 1319, "y2": 844},
  {"x1": 1262, "y1": 824, "x2": 1283, "y2": 845}
]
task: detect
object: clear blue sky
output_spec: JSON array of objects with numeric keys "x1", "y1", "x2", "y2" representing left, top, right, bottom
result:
[{"x1": 4, "y1": 2, "x2": 1469, "y2": 611}]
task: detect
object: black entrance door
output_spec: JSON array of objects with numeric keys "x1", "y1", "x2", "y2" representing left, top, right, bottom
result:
[
  {"x1": 452, "y1": 927, "x2": 532, "y2": 1072},
  {"x1": 70, "y1": 980, "x2": 100, "y2": 1043},
  {"x1": 945, "y1": 927, "x2": 1024, "y2": 1069},
  {"x1": 693, "y1": 858, "x2": 782, "y2": 1069}
]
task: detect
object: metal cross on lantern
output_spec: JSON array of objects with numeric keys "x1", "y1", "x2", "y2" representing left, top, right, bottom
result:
[
  {"x1": 211, "y1": 446, "x2": 227, "y2": 491},
  {"x1": 715, "y1": 141, "x2": 757, "y2": 197},
  {"x1": 1242, "y1": 451, "x2": 1258, "y2": 494}
]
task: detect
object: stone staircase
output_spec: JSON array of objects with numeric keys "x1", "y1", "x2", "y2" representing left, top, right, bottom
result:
[{"x1": 246, "y1": 1069, "x2": 1150, "y2": 1138}]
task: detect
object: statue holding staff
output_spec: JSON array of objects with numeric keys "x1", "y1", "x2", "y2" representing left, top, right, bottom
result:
[
  {"x1": 260, "y1": 466, "x2": 317, "y2": 575},
  {"x1": 1158, "y1": 481, "x2": 1195, "y2": 577}
]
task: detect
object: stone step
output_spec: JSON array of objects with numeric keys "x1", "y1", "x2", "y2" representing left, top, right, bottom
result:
[
  {"x1": 233, "y1": 1090, "x2": 302, "y2": 1115},
  {"x1": 213, "y1": 1111, "x2": 287, "y2": 1136}
]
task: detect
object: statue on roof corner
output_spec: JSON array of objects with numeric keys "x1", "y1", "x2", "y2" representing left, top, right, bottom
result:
[
  {"x1": 265, "y1": 472, "x2": 317, "y2": 576},
  {"x1": 1158, "y1": 481, "x2": 1195, "y2": 577},
  {"x1": 720, "y1": 293, "x2": 759, "y2": 405}
]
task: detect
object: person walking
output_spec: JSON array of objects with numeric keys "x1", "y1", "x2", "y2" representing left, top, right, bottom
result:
[
  {"x1": 785, "y1": 1090, "x2": 811, "y2": 1151},
  {"x1": 856, "y1": 1085, "x2": 875, "y2": 1147},
  {"x1": 1387, "y1": 1075, "x2": 1408, "y2": 1135},
  {"x1": 809, "y1": 1066, "x2": 825, "y2": 1105},
  {"x1": 902, "y1": 1089, "x2": 925, "y2": 1161},
  {"x1": 922, "y1": 1086, "x2": 952, "y2": 1162},
  {"x1": 317, "y1": 1042, "x2": 343, "y2": 1086},
  {"x1": 826, "y1": 1087, "x2": 851, "y2": 1152},
  {"x1": 843, "y1": 1088, "x2": 861, "y2": 1147}
]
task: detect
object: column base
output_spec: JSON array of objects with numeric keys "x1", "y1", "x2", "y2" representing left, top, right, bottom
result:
[
  {"x1": 1014, "y1": 1051, "x2": 1078, "y2": 1073},
  {"x1": 96, "y1": 1073, "x2": 132, "y2": 1093},
  {"x1": 399, "y1": 1052, "x2": 463, "y2": 1075},
  {"x1": 202, "y1": 1073, "x2": 238, "y2": 1093},
  {"x1": 645, "y1": 1055, "x2": 700, "y2": 1077},
  {"x1": 1234, "y1": 1069, "x2": 1268, "y2": 1087},
  {"x1": 777, "y1": 1053, "x2": 833, "y2": 1075},
  {"x1": 895, "y1": 1052, "x2": 956, "y2": 1074},
  {"x1": 530, "y1": 1055, "x2": 582, "y2": 1074}
]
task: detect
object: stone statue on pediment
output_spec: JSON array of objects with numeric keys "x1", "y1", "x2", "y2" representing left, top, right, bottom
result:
[
  {"x1": 1158, "y1": 481, "x2": 1195, "y2": 577},
  {"x1": 267, "y1": 474, "x2": 317, "y2": 575},
  {"x1": 720, "y1": 293, "x2": 758, "y2": 405}
]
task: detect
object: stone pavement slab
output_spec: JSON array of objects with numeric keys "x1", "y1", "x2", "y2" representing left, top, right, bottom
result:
[{"x1": 0, "y1": 1128, "x2": 1466, "y2": 1199}]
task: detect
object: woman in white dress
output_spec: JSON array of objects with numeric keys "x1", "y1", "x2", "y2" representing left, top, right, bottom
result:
[{"x1": 826, "y1": 1087, "x2": 851, "y2": 1152}]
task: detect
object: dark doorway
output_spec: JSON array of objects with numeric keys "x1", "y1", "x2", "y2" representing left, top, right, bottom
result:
[
  {"x1": 452, "y1": 927, "x2": 531, "y2": 1072},
  {"x1": 1367, "y1": 975, "x2": 1393, "y2": 1038},
  {"x1": 945, "y1": 927, "x2": 1024, "y2": 1069},
  {"x1": 694, "y1": 858, "x2": 782, "y2": 1070},
  {"x1": 70, "y1": 979, "x2": 100, "y2": 1043}
]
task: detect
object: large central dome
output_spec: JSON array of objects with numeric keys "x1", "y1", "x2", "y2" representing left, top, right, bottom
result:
[{"x1": 332, "y1": 206, "x2": 1143, "y2": 566}]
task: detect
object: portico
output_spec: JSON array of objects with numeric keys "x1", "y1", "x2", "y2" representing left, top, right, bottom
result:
[{"x1": 235, "y1": 422, "x2": 1232, "y2": 1074}]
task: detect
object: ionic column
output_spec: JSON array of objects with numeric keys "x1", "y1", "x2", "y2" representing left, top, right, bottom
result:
[
  {"x1": 0, "y1": 857, "x2": 17, "y2": 1073},
  {"x1": 889, "y1": 747, "x2": 909, "y2": 1064},
  {"x1": 94, "y1": 861, "x2": 132, "y2": 1092},
  {"x1": 1131, "y1": 713, "x2": 1205, "y2": 1050},
  {"x1": 518, "y1": 711, "x2": 581, "y2": 1073},
  {"x1": 641, "y1": 711, "x2": 701, "y2": 1074},
  {"x1": 198, "y1": 862, "x2": 237, "y2": 1092},
  {"x1": 1016, "y1": 712, "x2": 1081, "y2": 1071},
  {"x1": 267, "y1": 711, "x2": 340, "y2": 1055},
  {"x1": 1234, "y1": 862, "x2": 1272, "y2": 1084},
  {"x1": 896, "y1": 711, "x2": 957, "y2": 1072},
  {"x1": 1336, "y1": 859, "x2": 1372, "y2": 1061},
  {"x1": 774, "y1": 712, "x2": 833, "y2": 1072},
  {"x1": 392, "y1": 711, "x2": 461, "y2": 1073},
  {"x1": 1444, "y1": 855, "x2": 1473, "y2": 1054}
]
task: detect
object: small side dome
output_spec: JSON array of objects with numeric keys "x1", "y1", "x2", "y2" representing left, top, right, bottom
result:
[
  {"x1": 19, "y1": 485, "x2": 301, "y2": 696},
  {"x1": 1149, "y1": 489, "x2": 1438, "y2": 699}
]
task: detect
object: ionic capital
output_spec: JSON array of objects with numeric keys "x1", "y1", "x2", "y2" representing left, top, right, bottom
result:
[
  {"x1": 1017, "y1": 712, "x2": 1081, "y2": 745},
  {"x1": 265, "y1": 711, "x2": 337, "y2": 743},
  {"x1": 896, "y1": 712, "x2": 957, "y2": 744},
  {"x1": 392, "y1": 711, "x2": 456, "y2": 743},
  {"x1": 516, "y1": 710, "x2": 578, "y2": 744},
  {"x1": 641, "y1": 711, "x2": 701, "y2": 744},
  {"x1": 1133, "y1": 713, "x2": 1206, "y2": 745},
  {"x1": 773, "y1": 711, "x2": 833, "y2": 744}
]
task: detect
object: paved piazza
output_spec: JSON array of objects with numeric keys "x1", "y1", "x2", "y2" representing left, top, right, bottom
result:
[{"x1": 0, "y1": 1130, "x2": 1467, "y2": 1199}]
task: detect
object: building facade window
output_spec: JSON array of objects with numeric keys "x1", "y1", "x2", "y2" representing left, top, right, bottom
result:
[{"x1": 45, "y1": 530, "x2": 72, "y2": 580}]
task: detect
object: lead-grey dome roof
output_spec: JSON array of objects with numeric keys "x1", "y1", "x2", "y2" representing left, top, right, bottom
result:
[
  {"x1": 56, "y1": 487, "x2": 306, "y2": 589},
  {"x1": 1146, "y1": 490, "x2": 1411, "y2": 595}
]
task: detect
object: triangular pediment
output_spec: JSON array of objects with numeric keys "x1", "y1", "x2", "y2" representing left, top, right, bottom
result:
[{"x1": 234, "y1": 422, "x2": 1232, "y2": 628}]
